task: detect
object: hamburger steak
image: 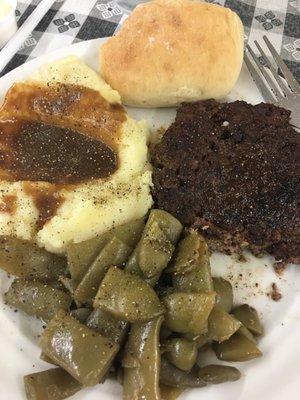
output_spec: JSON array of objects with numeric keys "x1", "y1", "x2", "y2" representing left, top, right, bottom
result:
[{"x1": 152, "y1": 100, "x2": 300, "y2": 265}]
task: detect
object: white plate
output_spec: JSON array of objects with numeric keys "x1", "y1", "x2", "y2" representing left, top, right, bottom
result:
[{"x1": 0, "y1": 38, "x2": 299, "y2": 400}]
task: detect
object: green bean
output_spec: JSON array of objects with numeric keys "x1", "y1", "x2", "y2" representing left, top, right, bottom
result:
[
  {"x1": 66, "y1": 220, "x2": 145, "y2": 286},
  {"x1": 116, "y1": 367, "x2": 123, "y2": 385},
  {"x1": 213, "y1": 277, "x2": 233, "y2": 312},
  {"x1": 184, "y1": 307, "x2": 241, "y2": 346},
  {"x1": 3, "y1": 208, "x2": 266, "y2": 399},
  {"x1": 124, "y1": 247, "x2": 141, "y2": 275},
  {"x1": 125, "y1": 210, "x2": 182, "y2": 284},
  {"x1": 123, "y1": 316, "x2": 163, "y2": 400},
  {"x1": 40, "y1": 352, "x2": 57, "y2": 365},
  {"x1": 156, "y1": 285, "x2": 176, "y2": 299},
  {"x1": 197, "y1": 365, "x2": 241, "y2": 384},
  {"x1": 183, "y1": 332, "x2": 211, "y2": 349},
  {"x1": 160, "y1": 358, "x2": 206, "y2": 388},
  {"x1": 113, "y1": 218, "x2": 145, "y2": 248},
  {"x1": 122, "y1": 351, "x2": 139, "y2": 368},
  {"x1": 39, "y1": 311, "x2": 119, "y2": 386},
  {"x1": 147, "y1": 210, "x2": 183, "y2": 245},
  {"x1": 172, "y1": 266, "x2": 213, "y2": 293},
  {"x1": 24, "y1": 368, "x2": 81, "y2": 400},
  {"x1": 190, "y1": 318, "x2": 260, "y2": 360},
  {"x1": 160, "y1": 385, "x2": 185, "y2": 400},
  {"x1": 138, "y1": 220, "x2": 174, "y2": 278},
  {"x1": 94, "y1": 266, "x2": 165, "y2": 322},
  {"x1": 232, "y1": 304, "x2": 263, "y2": 336},
  {"x1": 160, "y1": 326, "x2": 173, "y2": 340},
  {"x1": 74, "y1": 237, "x2": 132, "y2": 305},
  {"x1": 86, "y1": 212, "x2": 181, "y2": 385},
  {"x1": 0, "y1": 236, "x2": 66, "y2": 281},
  {"x1": 238, "y1": 325, "x2": 257, "y2": 344},
  {"x1": 87, "y1": 251, "x2": 157, "y2": 344},
  {"x1": 163, "y1": 338, "x2": 198, "y2": 372},
  {"x1": 58, "y1": 277, "x2": 76, "y2": 296},
  {"x1": 166, "y1": 231, "x2": 208, "y2": 275},
  {"x1": 207, "y1": 306, "x2": 241, "y2": 343},
  {"x1": 134, "y1": 209, "x2": 182, "y2": 279},
  {"x1": 163, "y1": 292, "x2": 215, "y2": 335},
  {"x1": 37, "y1": 215, "x2": 178, "y2": 393},
  {"x1": 47, "y1": 281, "x2": 66, "y2": 291},
  {"x1": 70, "y1": 308, "x2": 92, "y2": 324},
  {"x1": 5, "y1": 279, "x2": 72, "y2": 322},
  {"x1": 59, "y1": 277, "x2": 84, "y2": 308},
  {"x1": 172, "y1": 233, "x2": 213, "y2": 293},
  {"x1": 66, "y1": 234, "x2": 111, "y2": 285},
  {"x1": 86, "y1": 308, "x2": 128, "y2": 344},
  {"x1": 125, "y1": 247, "x2": 160, "y2": 287},
  {"x1": 213, "y1": 331, "x2": 262, "y2": 362}
]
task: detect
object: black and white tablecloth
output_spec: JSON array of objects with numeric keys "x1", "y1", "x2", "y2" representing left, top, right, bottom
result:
[{"x1": 0, "y1": 0, "x2": 299, "y2": 81}]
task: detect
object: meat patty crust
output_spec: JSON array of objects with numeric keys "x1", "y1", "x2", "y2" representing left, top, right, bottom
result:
[{"x1": 152, "y1": 100, "x2": 300, "y2": 265}]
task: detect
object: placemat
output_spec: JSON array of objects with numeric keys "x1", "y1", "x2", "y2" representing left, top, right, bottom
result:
[
  {"x1": 15, "y1": 0, "x2": 42, "y2": 28},
  {"x1": 1, "y1": 0, "x2": 299, "y2": 81}
]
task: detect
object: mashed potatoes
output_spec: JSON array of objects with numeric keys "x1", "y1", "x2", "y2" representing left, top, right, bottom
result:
[{"x1": 0, "y1": 57, "x2": 153, "y2": 252}]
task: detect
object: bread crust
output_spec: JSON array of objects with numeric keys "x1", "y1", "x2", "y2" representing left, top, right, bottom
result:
[{"x1": 100, "y1": 0, "x2": 244, "y2": 107}]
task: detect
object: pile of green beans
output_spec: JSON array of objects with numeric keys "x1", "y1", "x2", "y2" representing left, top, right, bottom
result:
[{"x1": 1, "y1": 210, "x2": 263, "y2": 400}]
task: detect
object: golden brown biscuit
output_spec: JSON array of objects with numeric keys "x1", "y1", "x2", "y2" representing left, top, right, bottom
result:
[{"x1": 100, "y1": 0, "x2": 244, "y2": 107}]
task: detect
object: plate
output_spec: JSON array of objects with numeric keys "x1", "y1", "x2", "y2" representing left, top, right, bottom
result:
[{"x1": 0, "y1": 38, "x2": 299, "y2": 400}]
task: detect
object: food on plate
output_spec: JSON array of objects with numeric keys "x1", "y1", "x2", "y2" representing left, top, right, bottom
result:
[
  {"x1": 197, "y1": 365, "x2": 241, "y2": 384},
  {"x1": 160, "y1": 385, "x2": 185, "y2": 400},
  {"x1": 39, "y1": 310, "x2": 120, "y2": 386},
  {"x1": 24, "y1": 368, "x2": 81, "y2": 400},
  {"x1": 213, "y1": 277, "x2": 233, "y2": 313},
  {"x1": 73, "y1": 238, "x2": 132, "y2": 305},
  {"x1": 94, "y1": 266, "x2": 165, "y2": 322},
  {"x1": 269, "y1": 282, "x2": 282, "y2": 302},
  {"x1": 159, "y1": 357, "x2": 206, "y2": 389},
  {"x1": 0, "y1": 56, "x2": 152, "y2": 253},
  {"x1": 231, "y1": 304, "x2": 263, "y2": 336},
  {"x1": 4, "y1": 279, "x2": 72, "y2": 322},
  {"x1": 0, "y1": 236, "x2": 66, "y2": 280},
  {"x1": 162, "y1": 292, "x2": 216, "y2": 335},
  {"x1": 2, "y1": 210, "x2": 263, "y2": 400},
  {"x1": 152, "y1": 100, "x2": 300, "y2": 265},
  {"x1": 161, "y1": 338, "x2": 198, "y2": 372},
  {"x1": 171, "y1": 230, "x2": 213, "y2": 293},
  {"x1": 213, "y1": 331, "x2": 262, "y2": 362},
  {"x1": 100, "y1": 0, "x2": 244, "y2": 107},
  {"x1": 66, "y1": 218, "x2": 145, "y2": 285},
  {"x1": 206, "y1": 306, "x2": 241, "y2": 343},
  {"x1": 123, "y1": 316, "x2": 163, "y2": 400},
  {"x1": 86, "y1": 308, "x2": 127, "y2": 344}
]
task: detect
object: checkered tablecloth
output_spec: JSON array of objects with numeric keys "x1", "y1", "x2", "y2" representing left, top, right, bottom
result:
[
  {"x1": 15, "y1": 0, "x2": 42, "y2": 27},
  {"x1": 0, "y1": 0, "x2": 299, "y2": 81}
]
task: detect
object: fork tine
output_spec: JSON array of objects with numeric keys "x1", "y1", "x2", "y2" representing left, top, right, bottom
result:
[
  {"x1": 254, "y1": 40, "x2": 289, "y2": 95},
  {"x1": 244, "y1": 54, "x2": 276, "y2": 103},
  {"x1": 246, "y1": 44, "x2": 283, "y2": 100},
  {"x1": 263, "y1": 35, "x2": 300, "y2": 93}
]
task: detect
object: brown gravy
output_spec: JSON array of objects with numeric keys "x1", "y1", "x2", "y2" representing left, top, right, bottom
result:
[
  {"x1": 23, "y1": 183, "x2": 63, "y2": 230},
  {"x1": 0, "y1": 81, "x2": 126, "y2": 228},
  {"x1": 0, "y1": 120, "x2": 118, "y2": 184},
  {"x1": 0, "y1": 194, "x2": 17, "y2": 215}
]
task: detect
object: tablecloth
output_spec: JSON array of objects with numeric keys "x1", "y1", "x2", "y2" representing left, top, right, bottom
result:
[
  {"x1": 15, "y1": 0, "x2": 42, "y2": 28},
  {"x1": 0, "y1": 0, "x2": 299, "y2": 81}
]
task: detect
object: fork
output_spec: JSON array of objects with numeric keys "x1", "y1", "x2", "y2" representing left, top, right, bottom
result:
[{"x1": 244, "y1": 35, "x2": 300, "y2": 128}]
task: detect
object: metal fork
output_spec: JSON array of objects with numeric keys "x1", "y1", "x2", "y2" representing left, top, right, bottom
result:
[{"x1": 245, "y1": 35, "x2": 300, "y2": 128}]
